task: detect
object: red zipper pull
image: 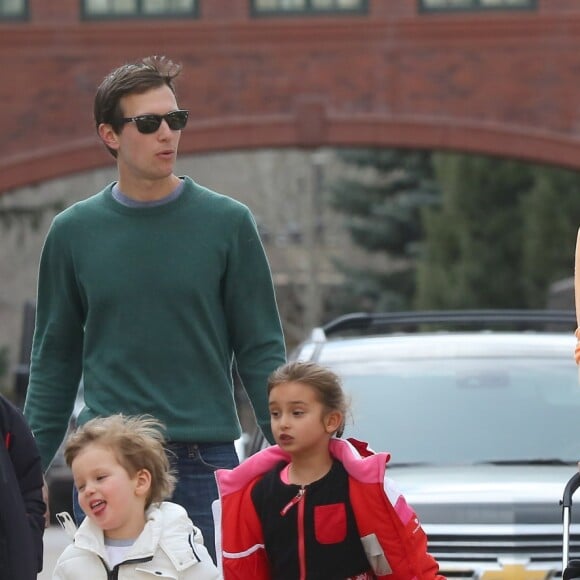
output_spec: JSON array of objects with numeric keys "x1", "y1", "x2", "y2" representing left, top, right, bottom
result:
[{"x1": 280, "y1": 486, "x2": 305, "y2": 516}]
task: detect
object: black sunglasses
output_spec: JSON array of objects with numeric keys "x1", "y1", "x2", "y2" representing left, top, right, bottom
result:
[{"x1": 121, "y1": 109, "x2": 189, "y2": 134}]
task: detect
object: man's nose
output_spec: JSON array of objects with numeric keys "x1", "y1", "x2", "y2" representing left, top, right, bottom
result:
[{"x1": 157, "y1": 118, "x2": 174, "y2": 137}]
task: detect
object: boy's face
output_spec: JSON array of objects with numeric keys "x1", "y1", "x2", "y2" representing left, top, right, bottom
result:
[{"x1": 72, "y1": 443, "x2": 151, "y2": 540}]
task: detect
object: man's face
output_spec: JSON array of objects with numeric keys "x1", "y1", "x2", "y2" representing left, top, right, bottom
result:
[{"x1": 101, "y1": 84, "x2": 183, "y2": 186}]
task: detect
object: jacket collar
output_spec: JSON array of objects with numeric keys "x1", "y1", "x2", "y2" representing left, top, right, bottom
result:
[
  {"x1": 71, "y1": 501, "x2": 197, "y2": 571},
  {"x1": 215, "y1": 438, "x2": 391, "y2": 496}
]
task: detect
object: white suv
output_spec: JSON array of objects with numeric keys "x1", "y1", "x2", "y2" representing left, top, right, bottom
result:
[{"x1": 288, "y1": 310, "x2": 579, "y2": 579}]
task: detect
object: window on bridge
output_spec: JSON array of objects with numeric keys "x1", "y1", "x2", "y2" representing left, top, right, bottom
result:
[
  {"x1": 420, "y1": 0, "x2": 535, "y2": 12},
  {"x1": 252, "y1": 0, "x2": 368, "y2": 16},
  {"x1": 82, "y1": 0, "x2": 197, "y2": 19},
  {"x1": 0, "y1": 0, "x2": 26, "y2": 20}
]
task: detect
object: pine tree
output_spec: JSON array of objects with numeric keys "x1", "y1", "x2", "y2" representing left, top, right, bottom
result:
[
  {"x1": 329, "y1": 148, "x2": 439, "y2": 312},
  {"x1": 330, "y1": 148, "x2": 580, "y2": 314},
  {"x1": 521, "y1": 166, "x2": 580, "y2": 307},
  {"x1": 415, "y1": 154, "x2": 580, "y2": 310}
]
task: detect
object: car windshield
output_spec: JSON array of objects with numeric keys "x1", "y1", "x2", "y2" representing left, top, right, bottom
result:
[{"x1": 331, "y1": 356, "x2": 580, "y2": 466}]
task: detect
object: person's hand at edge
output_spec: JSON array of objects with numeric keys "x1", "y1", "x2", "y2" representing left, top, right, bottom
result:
[
  {"x1": 575, "y1": 228, "x2": 580, "y2": 363},
  {"x1": 42, "y1": 476, "x2": 50, "y2": 528}
]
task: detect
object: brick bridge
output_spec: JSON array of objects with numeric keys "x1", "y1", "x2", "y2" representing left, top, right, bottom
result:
[{"x1": 2, "y1": 0, "x2": 580, "y2": 194}]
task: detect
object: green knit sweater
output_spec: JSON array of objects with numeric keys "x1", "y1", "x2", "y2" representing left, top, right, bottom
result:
[{"x1": 24, "y1": 177, "x2": 285, "y2": 470}]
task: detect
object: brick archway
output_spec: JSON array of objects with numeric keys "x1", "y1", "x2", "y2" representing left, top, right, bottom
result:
[
  {"x1": 3, "y1": 0, "x2": 580, "y2": 193},
  {"x1": 4, "y1": 114, "x2": 578, "y2": 191}
]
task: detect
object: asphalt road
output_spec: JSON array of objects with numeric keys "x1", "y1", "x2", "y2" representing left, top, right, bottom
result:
[{"x1": 39, "y1": 525, "x2": 70, "y2": 579}]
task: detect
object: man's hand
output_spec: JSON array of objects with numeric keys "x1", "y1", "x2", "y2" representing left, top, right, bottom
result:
[{"x1": 42, "y1": 476, "x2": 50, "y2": 528}]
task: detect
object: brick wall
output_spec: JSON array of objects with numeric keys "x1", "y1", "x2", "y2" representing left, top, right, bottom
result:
[{"x1": 2, "y1": 0, "x2": 580, "y2": 192}]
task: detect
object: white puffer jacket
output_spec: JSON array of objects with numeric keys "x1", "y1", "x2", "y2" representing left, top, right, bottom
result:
[{"x1": 53, "y1": 501, "x2": 221, "y2": 579}]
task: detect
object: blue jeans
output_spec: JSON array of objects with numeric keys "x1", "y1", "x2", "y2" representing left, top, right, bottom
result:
[
  {"x1": 73, "y1": 441, "x2": 239, "y2": 564},
  {"x1": 166, "y1": 441, "x2": 239, "y2": 563}
]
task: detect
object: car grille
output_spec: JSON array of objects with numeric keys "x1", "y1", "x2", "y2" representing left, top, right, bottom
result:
[{"x1": 427, "y1": 530, "x2": 580, "y2": 578}]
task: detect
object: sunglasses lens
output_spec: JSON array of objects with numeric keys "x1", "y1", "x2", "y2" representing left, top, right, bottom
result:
[
  {"x1": 166, "y1": 110, "x2": 189, "y2": 130},
  {"x1": 127, "y1": 111, "x2": 188, "y2": 133},
  {"x1": 134, "y1": 116, "x2": 162, "y2": 134}
]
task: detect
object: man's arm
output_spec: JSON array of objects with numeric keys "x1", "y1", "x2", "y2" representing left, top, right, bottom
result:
[
  {"x1": 1, "y1": 396, "x2": 45, "y2": 572},
  {"x1": 24, "y1": 217, "x2": 85, "y2": 470},
  {"x1": 223, "y1": 208, "x2": 286, "y2": 443}
]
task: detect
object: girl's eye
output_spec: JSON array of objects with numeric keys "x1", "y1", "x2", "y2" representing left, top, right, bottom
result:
[
  {"x1": 77, "y1": 484, "x2": 85, "y2": 492},
  {"x1": 293, "y1": 410, "x2": 304, "y2": 416},
  {"x1": 96, "y1": 475, "x2": 107, "y2": 481},
  {"x1": 270, "y1": 411, "x2": 279, "y2": 418}
]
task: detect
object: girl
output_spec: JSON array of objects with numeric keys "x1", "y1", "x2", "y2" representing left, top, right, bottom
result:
[
  {"x1": 53, "y1": 414, "x2": 220, "y2": 579},
  {"x1": 215, "y1": 361, "x2": 444, "y2": 579}
]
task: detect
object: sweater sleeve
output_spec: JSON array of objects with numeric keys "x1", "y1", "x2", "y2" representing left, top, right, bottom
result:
[
  {"x1": 4, "y1": 397, "x2": 46, "y2": 574},
  {"x1": 218, "y1": 474, "x2": 271, "y2": 580},
  {"x1": 51, "y1": 546, "x2": 74, "y2": 580},
  {"x1": 24, "y1": 215, "x2": 85, "y2": 471},
  {"x1": 222, "y1": 207, "x2": 286, "y2": 444},
  {"x1": 378, "y1": 475, "x2": 444, "y2": 580}
]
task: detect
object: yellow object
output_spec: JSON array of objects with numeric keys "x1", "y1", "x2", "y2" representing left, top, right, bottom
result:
[{"x1": 481, "y1": 563, "x2": 552, "y2": 579}]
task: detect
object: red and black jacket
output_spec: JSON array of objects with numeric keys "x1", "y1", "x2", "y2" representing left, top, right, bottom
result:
[
  {"x1": 215, "y1": 438, "x2": 445, "y2": 580},
  {"x1": 251, "y1": 459, "x2": 371, "y2": 579}
]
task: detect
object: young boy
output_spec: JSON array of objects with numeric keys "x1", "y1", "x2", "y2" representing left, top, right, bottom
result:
[{"x1": 53, "y1": 414, "x2": 219, "y2": 579}]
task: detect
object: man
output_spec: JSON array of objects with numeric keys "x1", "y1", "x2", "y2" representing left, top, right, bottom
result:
[{"x1": 24, "y1": 55, "x2": 286, "y2": 562}]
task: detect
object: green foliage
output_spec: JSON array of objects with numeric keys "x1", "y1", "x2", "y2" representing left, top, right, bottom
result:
[
  {"x1": 415, "y1": 155, "x2": 580, "y2": 310},
  {"x1": 331, "y1": 148, "x2": 580, "y2": 313},
  {"x1": 330, "y1": 148, "x2": 439, "y2": 310},
  {"x1": 521, "y1": 167, "x2": 580, "y2": 307},
  {"x1": 326, "y1": 261, "x2": 415, "y2": 316}
]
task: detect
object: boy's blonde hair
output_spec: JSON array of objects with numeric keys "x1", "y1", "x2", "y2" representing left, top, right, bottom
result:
[
  {"x1": 268, "y1": 361, "x2": 348, "y2": 437},
  {"x1": 64, "y1": 414, "x2": 176, "y2": 508}
]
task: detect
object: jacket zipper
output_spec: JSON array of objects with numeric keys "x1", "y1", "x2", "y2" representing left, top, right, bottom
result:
[
  {"x1": 280, "y1": 486, "x2": 307, "y2": 580},
  {"x1": 101, "y1": 555, "x2": 154, "y2": 579}
]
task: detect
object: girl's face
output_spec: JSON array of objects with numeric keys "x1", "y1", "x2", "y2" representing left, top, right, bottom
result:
[
  {"x1": 269, "y1": 381, "x2": 342, "y2": 458},
  {"x1": 71, "y1": 443, "x2": 151, "y2": 540}
]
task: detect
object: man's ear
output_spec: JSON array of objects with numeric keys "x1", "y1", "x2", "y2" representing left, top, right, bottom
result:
[
  {"x1": 134, "y1": 469, "x2": 152, "y2": 498},
  {"x1": 98, "y1": 123, "x2": 120, "y2": 152},
  {"x1": 324, "y1": 411, "x2": 343, "y2": 435}
]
